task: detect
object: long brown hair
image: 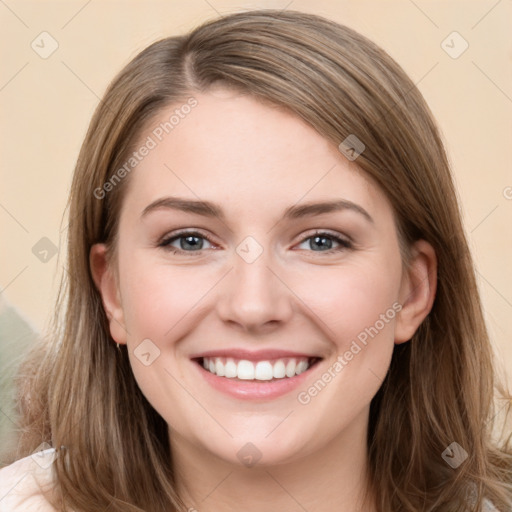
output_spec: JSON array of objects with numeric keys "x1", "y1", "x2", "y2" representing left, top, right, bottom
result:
[{"x1": 9, "y1": 9, "x2": 512, "y2": 511}]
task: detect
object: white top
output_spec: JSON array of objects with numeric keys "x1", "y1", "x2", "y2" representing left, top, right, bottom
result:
[{"x1": 0, "y1": 448, "x2": 57, "y2": 511}]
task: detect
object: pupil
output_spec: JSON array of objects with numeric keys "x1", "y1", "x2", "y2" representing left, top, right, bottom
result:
[
  {"x1": 182, "y1": 236, "x2": 202, "y2": 250},
  {"x1": 312, "y1": 236, "x2": 331, "y2": 251}
]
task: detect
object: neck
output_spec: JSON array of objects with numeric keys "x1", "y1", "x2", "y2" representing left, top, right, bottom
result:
[{"x1": 169, "y1": 407, "x2": 376, "y2": 512}]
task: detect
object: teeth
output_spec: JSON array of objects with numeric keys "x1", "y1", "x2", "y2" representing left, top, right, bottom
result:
[
  {"x1": 273, "y1": 360, "x2": 286, "y2": 378},
  {"x1": 200, "y1": 357, "x2": 313, "y2": 381},
  {"x1": 237, "y1": 360, "x2": 254, "y2": 380},
  {"x1": 296, "y1": 360, "x2": 309, "y2": 374},
  {"x1": 285, "y1": 359, "x2": 296, "y2": 377},
  {"x1": 255, "y1": 361, "x2": 273, "y2": 380},
  {"x1": 215, "y1": 359, "x2": 225, "y2": 377},
  {"x1": 224, "y1": 358, "x2": 237, "y2": 378}
]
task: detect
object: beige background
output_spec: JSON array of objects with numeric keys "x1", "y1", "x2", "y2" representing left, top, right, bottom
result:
[{"x1": 1, "y1": 0, "x2": 511, "y2": 393}]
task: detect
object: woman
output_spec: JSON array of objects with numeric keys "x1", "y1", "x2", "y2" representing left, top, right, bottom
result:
[{"x1": 0, "y1": 9, "x2": 510, "y2": 512}]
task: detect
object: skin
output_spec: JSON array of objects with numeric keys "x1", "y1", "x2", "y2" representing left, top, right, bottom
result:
[{"x1": 90, "y1": 86, "x2": 437, "y2": 512}]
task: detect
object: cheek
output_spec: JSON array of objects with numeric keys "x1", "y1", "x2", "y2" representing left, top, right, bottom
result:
[
  {"x1": 118, "y1": 251, "x2": 216, "y2": 340},
  {"x1": 290, "y1": 258, "x2": 401, "y2": 348},
  {"x1": 290, "y1": 262, "x2": 401, "y2": 418}
]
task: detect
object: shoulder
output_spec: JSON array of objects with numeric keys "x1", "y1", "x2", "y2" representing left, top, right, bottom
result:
[{"x1": 0, "y1": 447, "x2": 58, "y2": 511}]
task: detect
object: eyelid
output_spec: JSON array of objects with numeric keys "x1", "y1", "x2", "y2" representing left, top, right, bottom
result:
[
  {"x1": 158, "y1": 228, "x2": 216, "y2": 245},
  {"x1": 158, "y1": 228, "x2": 351, "y2": 245},
  {"x1": 297, "y1": 228, "x2": 353, "y2": 245},
  {"x1": 158, "y1": 228, "x2": 353, "y2": 255},
  {"x1": 293, "y1": 230, "x2": 353, "y2": 254}
]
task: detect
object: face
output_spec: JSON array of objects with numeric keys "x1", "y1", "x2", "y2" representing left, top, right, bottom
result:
[{"x1": 92, "y1": 86, "x2": 433, "y2": 468}]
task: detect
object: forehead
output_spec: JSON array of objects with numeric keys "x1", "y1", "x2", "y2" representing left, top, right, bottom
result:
[{"x1": 119, "y1": 88, "x2": 390, "y2": 224}]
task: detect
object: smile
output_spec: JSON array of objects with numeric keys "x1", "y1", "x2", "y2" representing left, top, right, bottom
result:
[
  {"x1": 190, "y1": 350, "x2": 323, "y2": 400},
  {"x1": 200, "y1": 356, "x2": 320, "y2": 381}
]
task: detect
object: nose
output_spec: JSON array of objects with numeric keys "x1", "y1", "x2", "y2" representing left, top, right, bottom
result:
[{"x1": 216, "y1": 244, "x2": 294, "y2": 334}]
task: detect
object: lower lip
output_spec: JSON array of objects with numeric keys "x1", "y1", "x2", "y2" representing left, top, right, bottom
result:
[{"x1": 193, "y1": 359, "x2": 321, "y2": 400}]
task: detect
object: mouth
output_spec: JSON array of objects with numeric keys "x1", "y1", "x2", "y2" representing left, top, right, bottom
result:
[
  {"x1": 194, "y1": 356, "x2": 322, "y2": 381},
  {"x1": 190, "y1": 351, "x2": 324, "y2": 400}
]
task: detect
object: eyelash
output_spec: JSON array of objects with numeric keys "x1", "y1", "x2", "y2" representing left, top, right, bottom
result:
[{"x1": 158, "y1": 229, "x2": 353, "y2": 256}]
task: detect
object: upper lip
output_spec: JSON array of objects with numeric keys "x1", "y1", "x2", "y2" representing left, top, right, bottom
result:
[{"x1": 190, "y1": 349, "x2": 322, "y2": 362}]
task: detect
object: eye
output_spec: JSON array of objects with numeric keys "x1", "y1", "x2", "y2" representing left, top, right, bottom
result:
[
  {"x1": 158, "y1": 230, "x2": 215, "y2": 254},
  {"x1": 158, "y1": 229, "x2": 353, "y2": 256},
  {"x1": 295, "y1": 231, "x2": 352, "y2": 254}
]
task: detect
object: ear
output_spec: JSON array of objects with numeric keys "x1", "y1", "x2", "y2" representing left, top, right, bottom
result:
[
  {"x1": 394, "y1": 239, "x2": 437, "y2": 344},
  {"x1": 89, "y1": 243, "x2": 127, "y2": 345}
]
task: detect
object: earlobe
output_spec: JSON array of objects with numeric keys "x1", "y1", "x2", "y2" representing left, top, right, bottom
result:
[
  {"x1": 394, "y1": 239, "x2": 437, "y2": 344},
  {"x1": 89, "y1": 243, "x2": 127, "y2": 345}
]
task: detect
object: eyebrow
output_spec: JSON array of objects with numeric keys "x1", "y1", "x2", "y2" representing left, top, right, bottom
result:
[{"x1": 141, "y1": 196, "x2": 374, "y2": 224}]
